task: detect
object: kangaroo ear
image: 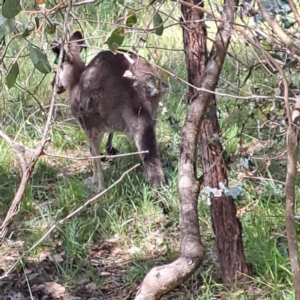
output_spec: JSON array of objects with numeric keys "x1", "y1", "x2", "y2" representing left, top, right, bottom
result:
[
  {"x1": 51, "y1": 42, "x2": 67, "y2": 64},
  {"x1": 51, "y1": 42, "x2": 61, "y2": 57},
  {"x1": 69, "y1": 31, "x2": 86, "y2": 53}
]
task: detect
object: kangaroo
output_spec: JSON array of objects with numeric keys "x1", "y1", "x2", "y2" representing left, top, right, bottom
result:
[{"x1": 51, "y1": 31, "x2": 165, "y2": 190}]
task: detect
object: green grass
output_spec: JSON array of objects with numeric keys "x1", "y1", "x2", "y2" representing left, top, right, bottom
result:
[{"x1": 0, "y1": 1, "x2": 299, "y2": 299}]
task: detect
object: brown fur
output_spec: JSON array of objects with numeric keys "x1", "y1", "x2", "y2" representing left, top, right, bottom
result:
[{"x1": 51, "y1": 31, "x2": 165, "y2": 190}]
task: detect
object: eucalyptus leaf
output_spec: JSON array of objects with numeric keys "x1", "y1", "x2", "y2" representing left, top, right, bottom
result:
[
  {"x1": 22, "y1": 28, "x2": 30, "y2": 38},
  {"x1": 2, "y1": 0, "x2": 21, "y2": 19},
  {"x1": 28, "y1": 42, "x2": 52, "y2": 74},
  {"x1": 105, "y1": 28, "x2": 125, "y2": 53},
  {"x1": 45, "y1": 22, "x2": 57, "y2": 35},
  {"x1": 153, "y1": 12, "x2": 163, "y2": 36},
  {"x1": 0, "y1": 13, "x2": 15, "y2": 36},
  {"x1": 35, "y1": 17, "x2": 40, "y2": 29},
  {"x1": 280, "y1": 16, "x2": 296, "y2": 29},
  {"x1": 6, "y1": 62, "x2": 19, "y2": 89},
  {"x1": 126, "y1": 11, "x2": 137, "y2": 27}
]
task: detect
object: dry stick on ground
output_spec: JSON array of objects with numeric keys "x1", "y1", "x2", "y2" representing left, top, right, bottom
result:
[
  {"x1": 135, "y1": 0, "x2": 238, "y2": 298},
  {"x1": 0, "y1": 164, "x2": 139, "y2": 280},
  {"x1": 0, "y1": 0, "x2": 73, "y2": 246}
]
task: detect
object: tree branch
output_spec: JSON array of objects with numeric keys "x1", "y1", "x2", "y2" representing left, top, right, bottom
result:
[
  {"x1": 286, "y1": 0, "x2": 300, "y2": 28},
  {"x1": 135, "y1": 0, "x2": 239, "y2": 298},
  {"x1": 0, "y1": 0, "x2": 73, "y2": 246},
  {"x1": 233, "y1": 12, "x2": 300, "y2": 299},
  {"x1": 256, "y1": 0, "x2": 300, "y2": 57},
  {"x1": 285, "y1": 96, "x2": 300, "y2": 300}
]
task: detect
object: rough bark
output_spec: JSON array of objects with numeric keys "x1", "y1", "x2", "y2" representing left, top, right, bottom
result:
[
  {"x1": 135, "y1": 0, "x2": 246, "y2": 298},
  {"x1": 198, "y1": 99, "x2": 249, "y2": 283},
  {"x1": 181, "y1": 1, "x2": 208, "y2": 97},
  {"x1": 182, "y1": 0, "x2": 249, "y2": 284}
]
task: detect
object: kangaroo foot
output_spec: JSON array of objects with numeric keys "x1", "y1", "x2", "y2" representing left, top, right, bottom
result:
[{"x1": 84, "y1": 175, "x2": 105, "y2": 192}]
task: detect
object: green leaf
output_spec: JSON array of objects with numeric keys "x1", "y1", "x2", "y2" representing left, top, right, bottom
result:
[
  {"x1": 28, "y1": 42, "x2": 52, "y2": 74},
  {"x1": 105, "y1": 28, "x2": 125, "y2": 53},
  {"x1": 153, "y1": 12, "x2": 163, "y2": 36},
  {"x1": 0, "y1": 12, "x2": 15, "y2": 36},
  {"x1": 126, "y1": 11, "x2": 137, "y2": 27},
  {"x1": 45, "y1": 22, "x2": 56, "y2": 35},
  {"x1": 35, "y1": 17, "x2": 40, "y2": 29},
  {"x1": 22, "y1": 28, "x2": 30, "y2": 38},
  {"x1": 2, "y1": 0, "x2": 21, "y2": 19},
  {"x1": 6, "y1": 62, "x2": 19, "y2": 89},
  {"x1": 280, "y1": 16, "x2": 296, "y2": 29}
]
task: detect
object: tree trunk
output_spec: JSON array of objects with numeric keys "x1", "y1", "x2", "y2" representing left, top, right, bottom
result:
[
  {"x1": 136, "y1": 0, "x2": 248, "y2": 298},
  {"x1": 198, "y1": 99, "x2": 249, "y2": 283},
  {"x1": 181, "y1": 0, "x2": 249, "y2": 284}
]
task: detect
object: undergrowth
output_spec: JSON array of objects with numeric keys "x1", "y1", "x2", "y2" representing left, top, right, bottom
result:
[{"x1": 0, "y1": 2, "x2": 299, "y2": 300}]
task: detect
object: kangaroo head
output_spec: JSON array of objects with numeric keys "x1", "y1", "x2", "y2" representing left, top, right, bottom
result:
[{"x1": 51, "y1": 31, "x2": 86, "y2": 94}]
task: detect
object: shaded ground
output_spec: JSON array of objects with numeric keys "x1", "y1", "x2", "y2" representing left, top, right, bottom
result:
[
  {"x1": 0, "y1": 237, "x2": 204, "y2": 300},
  {"x1": 0, "y1": 233, "x2": 276, "y2": 300}
]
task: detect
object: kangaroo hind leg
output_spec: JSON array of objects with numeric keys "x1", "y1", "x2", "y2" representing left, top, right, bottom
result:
[
  {"x1": 87, "y1": 129, "x2": 105, "y2": 191},
  {"x1": 129, "y1": 113, "x2": 165, "y2": 188}
]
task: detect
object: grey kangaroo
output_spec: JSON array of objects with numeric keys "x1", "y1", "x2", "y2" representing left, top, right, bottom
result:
[{"x1": 51, "y1": 31, "x2": 165, "y2": 190}]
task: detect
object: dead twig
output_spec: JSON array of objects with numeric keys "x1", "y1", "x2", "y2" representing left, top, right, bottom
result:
[
  {"x1": 43, "y1": 150, "x2": 149, "y2": 160},
  {"x1": 0, "y1": 130, "x2": 50, "y2": 244},
  {"x1": 0, "y1": 0, "x2": 73, "y2": 246},
  {"x1": 22, "y1": 0, "x2": 96, "y2": 16},
  {"x1": 235, "y1": 14, "x2": 300, "y2": 298},
  {"x1": 286, "y1": 0, "x2": 300, "y2": 28}
]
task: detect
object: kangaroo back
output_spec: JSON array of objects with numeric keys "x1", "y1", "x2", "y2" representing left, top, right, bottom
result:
[{"x1": 51, "y1": 32, "x2": 165, "y2": 189}]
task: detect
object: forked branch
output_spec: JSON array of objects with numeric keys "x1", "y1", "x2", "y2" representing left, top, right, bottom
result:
[{"x1": 135, "y1": 0, "x2": 238, "y2": 298}]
